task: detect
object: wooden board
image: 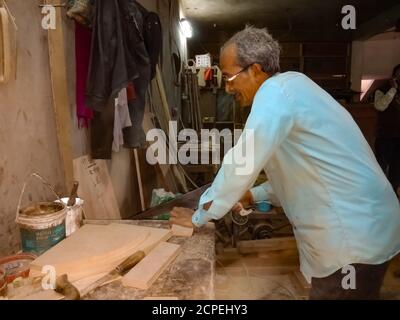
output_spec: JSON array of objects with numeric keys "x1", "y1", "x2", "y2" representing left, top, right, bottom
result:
[
  {"x1": 17, "y1": 290, "x2": 64, "y2": 301},
  {"x1": 46, "y1": 0, "x2": 74, "y2": 192},
  {"x1": 143, "y1": 296, "x2": 179, "y2": 300},
  {"x1": 122, "y1": 242, "x2": 181, "y2": 290},
  {"x1": 171, "y1": 224, "x2": 193, "y2": 237},
  {"x1": 73, "y1": 155, "x2": 121, "y2": 220},
  {"x1": 30, "y1": 223, "x2": 172, "y2": 282},
  {"x1": 237, "y1": 237, "x2": 297, "y2": 254}
]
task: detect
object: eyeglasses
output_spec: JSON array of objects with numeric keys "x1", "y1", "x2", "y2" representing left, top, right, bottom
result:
[{"x1": 222, "y1": 64, "x2": 254, "y2": 83}]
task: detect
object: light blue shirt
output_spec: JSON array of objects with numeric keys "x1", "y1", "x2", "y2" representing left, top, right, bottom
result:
[{"x1": 192, "y1": 71, "x2": 400, "y2": 282}]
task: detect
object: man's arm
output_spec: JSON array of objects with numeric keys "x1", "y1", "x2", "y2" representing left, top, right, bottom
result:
[
  {"x1": 191, "y1": 82, "x2": 294, "y2": 227},
  {"x1": 374, "y1": 85, "x2": 397, "y2": 112}
]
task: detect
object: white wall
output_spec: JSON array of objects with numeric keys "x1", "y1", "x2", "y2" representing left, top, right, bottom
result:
[
  {"x1": 0, "y1": 0, "x2": 186, "y2": 256},
  {"x1": 351, "y1": 32, "x2": 400, "y2": 94}
]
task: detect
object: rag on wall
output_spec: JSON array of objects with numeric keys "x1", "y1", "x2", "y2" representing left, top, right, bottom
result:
[
  {"x1": 75, "y1": 22, "x2": 93, "y2": 128},
  {"x1": 113, "y1": 88, "x2": 132, "y2": 153}
]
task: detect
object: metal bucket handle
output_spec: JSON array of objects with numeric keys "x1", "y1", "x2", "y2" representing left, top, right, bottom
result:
[{"x1": 15, "y1": 173, "x2": 62, "y2": 222}]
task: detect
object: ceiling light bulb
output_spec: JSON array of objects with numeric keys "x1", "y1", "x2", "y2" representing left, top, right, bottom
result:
[{"x1": 180, "y1": 19, "x2": 193, "y2": 38}]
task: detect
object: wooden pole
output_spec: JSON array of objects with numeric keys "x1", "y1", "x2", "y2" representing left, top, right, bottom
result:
[
  {"x1": 45, "y1": 0, "x2": 74, "y2": 192},
  {"x1": 133, "y1": 149, "x2": 146, "y2": 212}
]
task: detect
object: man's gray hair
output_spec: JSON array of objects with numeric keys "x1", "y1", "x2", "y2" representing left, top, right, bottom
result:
[{"x1": 222, "y1": 26, "x2": 281, "y2": 74}]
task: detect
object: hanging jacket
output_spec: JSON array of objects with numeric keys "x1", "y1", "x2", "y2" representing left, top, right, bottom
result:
[
  {"x1": 87, "y1": 0, "x2": 151, "y2": 159},
  {"x1": 85, "y1": 0, "x2": 150, "y2": 111}
]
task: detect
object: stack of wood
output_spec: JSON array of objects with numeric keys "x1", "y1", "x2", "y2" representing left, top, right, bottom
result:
[{"x1": 24, "y1": 223, "x2": 184, "y2": 299}]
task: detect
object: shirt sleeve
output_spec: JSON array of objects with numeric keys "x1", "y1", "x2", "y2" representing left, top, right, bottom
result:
[
  {"x1": 192, "y1": 82, "x2": 294, "y2": 227},
  {"x1": 374, "y1": 88, "x2": 397, "y2": 112},
  {"x1": 250, "y1": 180, "x2": 281, "y2": 206}
]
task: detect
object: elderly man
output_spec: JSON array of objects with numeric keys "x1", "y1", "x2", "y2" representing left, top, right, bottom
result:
[
  {"x1": 170, "y1": 26, "x2": 400, "y2": 300},
  {"x1": 374, "y1": 64, "x2": 400, "y2": 198}
]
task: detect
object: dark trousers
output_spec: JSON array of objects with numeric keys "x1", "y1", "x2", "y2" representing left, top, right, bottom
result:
[
  {"x1": 309, "y1": 262, "x2": 390, "y2": 300},
  {"x1": 375, "y1": 137, "x2": 400, "y2": 194}
]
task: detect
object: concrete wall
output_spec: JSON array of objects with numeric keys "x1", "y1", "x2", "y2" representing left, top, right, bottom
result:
[
  {"x1": 0, "y1": 0, "x2": 66, "y2": 256},
  {"x1": 351, "y1": 32, "x2": 400, "y2": 93},
  {"x1": 0, "y1": 0, "x2": 186, "y2": 256}
]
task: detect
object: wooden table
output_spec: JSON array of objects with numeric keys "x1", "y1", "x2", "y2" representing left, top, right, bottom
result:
[{"x1": 83, "y1": 220, "x2": 215, "y2": 300}]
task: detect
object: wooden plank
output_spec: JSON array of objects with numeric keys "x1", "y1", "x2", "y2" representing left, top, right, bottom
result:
[
  {"x1": 30, "y1": 223, "x2": 172, "y2": 282},
  {"x1": 143, "y1": 296, "x2": 179, "y2": 300},
  {"x1": 45, "y1": 0, "x2": 74, "y2": 192},
  {"x1": 133, "y1": 149, "x2": 146, "y2": 211},
  {"x1": 171, "y1": 224, "x2": 193, "y2": 237},
  {"x1": 122, "y1": 242, "x2": 181, "y2": 290},
  {"x1": 0, "y1": 7, "x2": 11, "y2": 84},
  {"x1": 155, "y1": 65, "x2": 188, "y2": 192},
  {"x1": 17, "y1": 290, "x2": 64, "y2": 300},
  {"x1": 237, "y1": 237, "x2": 297, "y2": 254},
  {"x1": 142, "y1": 110, "x2": 178, "y2": 193},
  {"x1": 73, "y1": 155, "x2": 121, "y2": 220},
  {"x1": 131, "y1": 183, "x2": 210, "y2": 219}
]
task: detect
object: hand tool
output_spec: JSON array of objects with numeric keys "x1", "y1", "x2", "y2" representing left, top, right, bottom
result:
[{"x1": 67, "y1": 181, "x2": 79, "y2": 206}]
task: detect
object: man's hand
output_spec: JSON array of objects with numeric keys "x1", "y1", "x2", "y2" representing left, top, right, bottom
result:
[
  {"x1": 169, "y1": 207, "x2": 195, "y2": 228},
  {"x1": 240, "y1": 190, "x2": 255, "y2": 207},
  {"x1": 232, "y1": 202, "x2": 245, "y2": 214}
]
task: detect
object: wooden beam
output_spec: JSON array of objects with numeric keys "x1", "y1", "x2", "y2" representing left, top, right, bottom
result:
[
  {"x1": 45, "y1": 0, "x2": 74, "y2": 192},
  {"x1": 237, "y1": 237, "x2": 298, "y2": 254},
  {"x1": 354, "y1": 4, "x2": 400, "y2": 40}
]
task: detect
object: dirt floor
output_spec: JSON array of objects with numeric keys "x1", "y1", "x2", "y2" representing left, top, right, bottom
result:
[{"x1": 215, "y1": 248, "x2": 400, "y2": 300}]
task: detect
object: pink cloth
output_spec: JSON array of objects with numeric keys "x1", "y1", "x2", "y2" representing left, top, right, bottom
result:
[{"x1": 75, "y1": 22, "x2": 93, "y2": 128}]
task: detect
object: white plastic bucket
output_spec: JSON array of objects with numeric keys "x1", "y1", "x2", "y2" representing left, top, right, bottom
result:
[
  {"x1": 56, "y1": 198, "x2": 85, "y2": 237},
  {"x1": 15, "y1": 174, "x2": 67, "y2": 255}
]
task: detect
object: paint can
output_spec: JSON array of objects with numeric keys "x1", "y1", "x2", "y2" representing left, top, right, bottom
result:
[
  {"x1": 0, "y1": 253, "x2": 36, "y2": 284},
  {"x1": 56, "y1": 197, "x2": 85, "y2": 237},
  {"x1": 15, "y1": 173, "x2": 67, "y2": 255}
]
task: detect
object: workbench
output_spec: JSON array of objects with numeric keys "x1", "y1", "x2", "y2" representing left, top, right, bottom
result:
[{"x1": 82, "y1": 220, "x2": 215, "y2": 300}]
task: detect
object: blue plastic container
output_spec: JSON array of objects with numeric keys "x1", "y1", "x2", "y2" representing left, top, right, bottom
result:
[{"x1": 255, "y1": 201, "x2": 272, "y2": 213}]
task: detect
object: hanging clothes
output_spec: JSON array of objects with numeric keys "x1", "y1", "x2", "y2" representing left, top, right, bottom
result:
[
  {"x1": 66, "y1": 0, "x2": 94, "y2": 27},
  {"x1": 86, "y1": 0, "x2": 151, "y2": 158},
  {"x1": 197, "y1": 67, "x2": 206, "y2": 87},
  {"x1": 74, "y1": 22, "x2": 93, "y2": 128},
  {"x1": 215, "y1": 65, "x2": 223, "y2": 88},
  {"x1": 85, "y1": 0, "x2": 149, "y2": 110},
  {"x1": 204, "y1": 68, "x2": 213, "y2": 81},
  {"x1": 113, "y1": 88, "x2": 132, "y2": 153}
]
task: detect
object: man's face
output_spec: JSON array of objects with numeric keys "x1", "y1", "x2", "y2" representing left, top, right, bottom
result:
[{"x1": 220, "y1": 44, "x2": 264, "y2": 108}]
